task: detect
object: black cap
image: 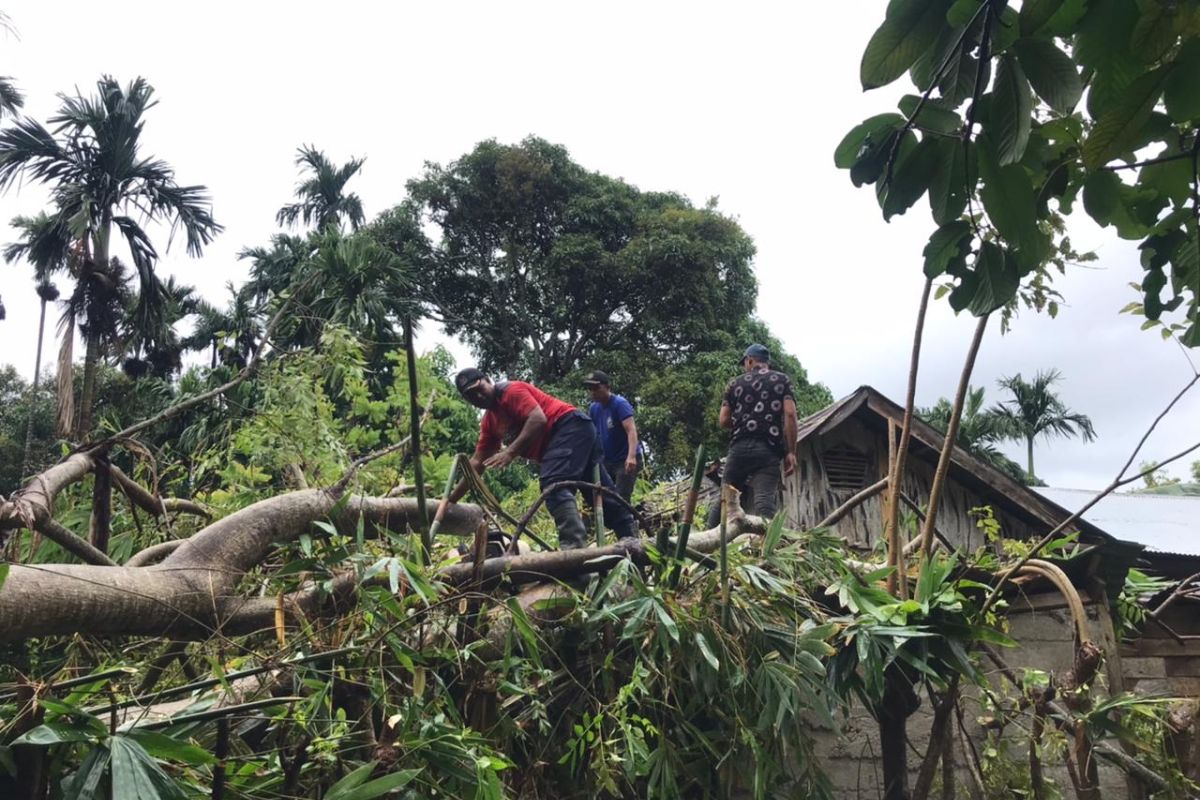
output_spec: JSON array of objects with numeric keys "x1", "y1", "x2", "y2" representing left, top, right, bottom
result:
[
  {"x1": 582, "y1": 370, "x2": 610, "y2": 387},
  {"x1": 741, "y1": 343, "x2": 770, "y2": 364},
  {"x1": 455, "y1": 367, "x2": 486, "y2": 395}
]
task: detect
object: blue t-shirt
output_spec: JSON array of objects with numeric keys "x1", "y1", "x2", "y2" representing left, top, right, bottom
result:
[{"x1": 589, "y1": 394, "x2": 637, "y2": 463}]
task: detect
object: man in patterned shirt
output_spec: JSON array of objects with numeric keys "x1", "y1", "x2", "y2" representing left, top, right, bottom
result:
[{"x1": 708, "y1": 343, "x2": 798, "y2": 525}]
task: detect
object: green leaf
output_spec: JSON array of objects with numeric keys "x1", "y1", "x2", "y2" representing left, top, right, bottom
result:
[
  {"x1": 978, "y1": 141, "x2": 1043, "y2": 259},
  {"x1": 761, "y1": 513, "x2": 786, "y2": 558},
  {"x1": 125, "y1": 731, "x2": 215, "y2": 766},
  {"x1": 0, "y1": 563, "x2": 7, "y2": 592},
  {"x1": 12, "y1": 721, "x2": 97, "y2": 746},
  {"x1": 991, "y1": 6, "x2": 1022, "y2": 53},
  {"x1": 694, "y1": 632, "x2": 721, "y2": 671},
  {"x1": 64, "y1": 744, "x2": 111, "y2": 800},
  {"x1": 929, "y1": 138, "x2": 973, "y2": 224},
  {"x1": 324, "y1": 761, "x2": 377, "y2": 799},
  {"x1": 1083, "y1": 65, "x2": 1175, "y2": 169},
  {"x1": 966, "y1": 243, "x2": 1020, "y2": 316},
  {"x1": 1082, "y1": 170, "x2": 1123, "y2": 226},
  {"x1": 1013, "y1": 39, "x2": 1082, "y2": 114},
  {"x1": 880, "y1": 136, "x2": 940, "y2": 220},
  {"x1": 923, "y1": 222, "x2": 973, "y2": 278},
  {"x1": 834, "y1": 113, "x2": 904, "y2": 169},
  {"x1": 946, "y1": 0, "x2": 983, "y2": 27},
  {"x1": 898, "y1": 95, "x2": 962, "y2": 134},
  {"x1": 861, "y1": 0, "x2": 953, "y2": 90},
  {"x1": 505, "y1": 597, "x2": 540, "y2": 653},
  {"x1": 653, "y1": 600, "x2": 680, "y2": 643},
  {"x1": 328, "y1": 768, "x2": 421, "y2": 800},
  {"x1": 1164, "y1": 40, "x2": 1200, "y2": 123},
  {"x1": 990, "y1": 54, "x2": 1034, "y2": 165},
  {"x1": 1020, "y1": 0, "x2": 1088, "y2": 37},
  {"x1": 1130, "y1": 0, "x2": 1180, "y2": 64},
  {"x1": 850, "y1": 129, "x2": 903, "y2": 187},
  {"x1": 110, "y1": 736, "x2": 188, "y2": 800}
]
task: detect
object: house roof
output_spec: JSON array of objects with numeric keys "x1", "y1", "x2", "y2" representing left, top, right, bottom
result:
[
  {"x1": 1035, "y1": 487, "x2": 1200, "y2": 557},
  {"x1": 796, "y1": 386, "x2": 1121, "y2": 546}
]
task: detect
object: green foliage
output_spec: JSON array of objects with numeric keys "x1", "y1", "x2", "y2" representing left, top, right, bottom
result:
[
  {"x1": 919, "y1": 384, "x2": 1028, "y2": 482},
  {"x1": 841, "y1": 0, "x2": 1200, "y2": 346},
  {"x1": 401, "y1": 136, "x2": 759, "y2": 384},
  {"x1": 0, "y1": 366, "x2": 57, "y2": 495}
]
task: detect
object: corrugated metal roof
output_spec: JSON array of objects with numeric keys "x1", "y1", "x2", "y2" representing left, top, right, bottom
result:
[{"x1": 1036, "y1": 487, "x2": 1200, "y2": 556}]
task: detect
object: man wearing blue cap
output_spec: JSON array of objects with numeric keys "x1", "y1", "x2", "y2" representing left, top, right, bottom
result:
[
  {"x1": 583, "y1": 370, "x2": 642, "y2": 502},
  {"x1": 708, "y1": 344, "x2": 798, "y2": 526}
]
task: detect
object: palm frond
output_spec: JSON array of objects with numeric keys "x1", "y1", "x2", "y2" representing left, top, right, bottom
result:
[{"x1": 0, "y1": 77, "x2": 24, "y2": 119}]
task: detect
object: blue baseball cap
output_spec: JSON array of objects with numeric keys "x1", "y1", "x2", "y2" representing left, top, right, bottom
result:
[{"x1": 741, "y1": 343, "x2": 771, "y2": 364}]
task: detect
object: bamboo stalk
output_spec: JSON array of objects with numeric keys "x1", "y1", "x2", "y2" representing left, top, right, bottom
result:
[
  {"x1": 428, "y1": 457, "x2": 461, "y2": 542},
  {"x1": 917, "y1": 313, "x2": 989, "y2": 562},
  {"x1": 592, "y1": 464, "x2": 605, "y2": 547},
  {"x1": 403, "y1": 317, "x2": 431, "y2": 564},
  {"x1": 668, "y1": 445, "x2": 707, "y2": 587},
  {"x1": 887, "y1": 277, "x2": 933, "y2": 601},
  {"x1": 719, "y1": 485, "x2": 730, "y2": 628}
]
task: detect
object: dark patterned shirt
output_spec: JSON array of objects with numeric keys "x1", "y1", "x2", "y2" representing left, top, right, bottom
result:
[{"x1": 723, "y1": 368, "x2": 795, "y2": 454}]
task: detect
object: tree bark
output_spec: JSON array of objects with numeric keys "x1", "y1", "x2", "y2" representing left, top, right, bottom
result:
[
  {"x1": 1027, "y1": 435, "x2": 1035, "y2": 483},
  {"x1": 77, "y1": 330, "x2": 101, "y2": 439},
  {"x1": 880, "y1": 670, "x2": 918, "y2": 800},
  {"x1": 89, "y1": 452, "x2": 112, "y2": 554}
]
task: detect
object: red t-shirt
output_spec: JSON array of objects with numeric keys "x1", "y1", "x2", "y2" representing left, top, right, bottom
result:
[{"x1": 475, "y1": 381, "x2": 576, "y2": 462}]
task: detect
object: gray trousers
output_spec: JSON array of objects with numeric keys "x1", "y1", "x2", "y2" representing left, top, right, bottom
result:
[
  {"x1": 603, "y1": 452, "x2": 642, "y2": 503},
  {"x1": 706, "y1": 438, "x2": 783, "y2": 528}
]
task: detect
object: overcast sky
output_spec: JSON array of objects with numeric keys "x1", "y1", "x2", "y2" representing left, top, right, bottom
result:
[{"x1": 0, "y1": 1, "x2": 1196, "y2": 489}]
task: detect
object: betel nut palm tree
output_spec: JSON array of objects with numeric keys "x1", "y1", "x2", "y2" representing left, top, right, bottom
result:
[{"x1": 0, "y1": 75, "x2": 222, "y2": 437}]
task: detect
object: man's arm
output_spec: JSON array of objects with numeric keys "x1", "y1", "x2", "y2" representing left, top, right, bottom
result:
[
  {"x1": 483, "y1": 406, "x2": 547, "y2": 469},
  {"x1": 782, "y1": 397, "x2": 798, "y2": 476},
  {"x1": 621, "y1": 416, "x2": 639, "y2": 474},
  {"x1": 719, "y1": 401, "x2": 733, "y2": 430}
]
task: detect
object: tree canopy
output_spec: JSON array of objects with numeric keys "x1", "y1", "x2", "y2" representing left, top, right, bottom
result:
[{"x1": 401, "y1": 136, "x2": 759, "y2": 384}]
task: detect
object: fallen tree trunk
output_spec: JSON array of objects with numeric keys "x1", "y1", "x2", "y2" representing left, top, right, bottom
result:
[{"x1": 0, "y1": 488, "x2": 483, "y2": 641}]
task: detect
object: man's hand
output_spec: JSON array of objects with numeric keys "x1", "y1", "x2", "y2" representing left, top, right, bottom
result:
[
  {"x1": 484, "y1": 449, "x2": 515, "y2": 470},
  {"x1": 784, "y1": 452, "x2": 797, "y2": 477},
  {"x1": 624, "y1": 455, "x2": 638, "y2": 475}
]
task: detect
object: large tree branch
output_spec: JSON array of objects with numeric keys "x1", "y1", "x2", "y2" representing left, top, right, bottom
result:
[{"x1": 110, "y1": 465, "x2": 212, "y2": 520}]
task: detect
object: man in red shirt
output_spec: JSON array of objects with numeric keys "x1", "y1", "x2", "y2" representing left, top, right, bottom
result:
[{"x1": 448, "y1": 368, "x2": 637, "y2": 549}]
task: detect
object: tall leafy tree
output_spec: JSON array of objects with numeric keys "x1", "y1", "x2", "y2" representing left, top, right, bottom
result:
[
  {"x1": 994, "y1": 369, "x2": 1096, "y2": 483},
  {"x1": 403, "y1": 136, "x2": 758, "y2": 383},
  {"x1": 276, "y1": 146, "x2": 366, "y2": 233},
  {"x1": 0, "y1": 76, "x2": 222, "y2": 437}
]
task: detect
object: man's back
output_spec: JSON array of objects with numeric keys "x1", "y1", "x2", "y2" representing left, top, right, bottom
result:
[{"x1": 724, "y1": 368, "x2": 795, "y2": 454}]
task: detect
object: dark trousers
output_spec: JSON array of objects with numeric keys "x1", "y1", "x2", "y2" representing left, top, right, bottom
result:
[
  {"x1": 603, "y1": 451, "x2": 642, "y2": 503},
  {"x1": 541, "y1": 413, "x2": 637, "y2": 544},
  {"x1": 706, "y1": 438, "x2": 783, "y2": 528}
]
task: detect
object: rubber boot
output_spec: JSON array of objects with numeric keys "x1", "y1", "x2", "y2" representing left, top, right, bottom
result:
[
  {"x1": 610, "y1": 512, "x2": 637, "y2": 543},
  {"x1": 548, "y1": 496, "x2": 588, "y2": 550}
]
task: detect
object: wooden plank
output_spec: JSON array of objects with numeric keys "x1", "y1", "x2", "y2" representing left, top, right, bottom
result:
[{"x1": 1120, "y1": 639, "x2": 1200, "y2": 658}]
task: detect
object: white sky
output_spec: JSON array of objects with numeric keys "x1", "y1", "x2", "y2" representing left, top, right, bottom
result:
[{"x1": 0, "y1": 0, "x2": 1196, "y2": 489}]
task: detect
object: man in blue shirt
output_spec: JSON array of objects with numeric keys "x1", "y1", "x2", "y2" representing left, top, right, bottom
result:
[{"x1": 584, "y1": 370, "x2": 642, "y2": 501}]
